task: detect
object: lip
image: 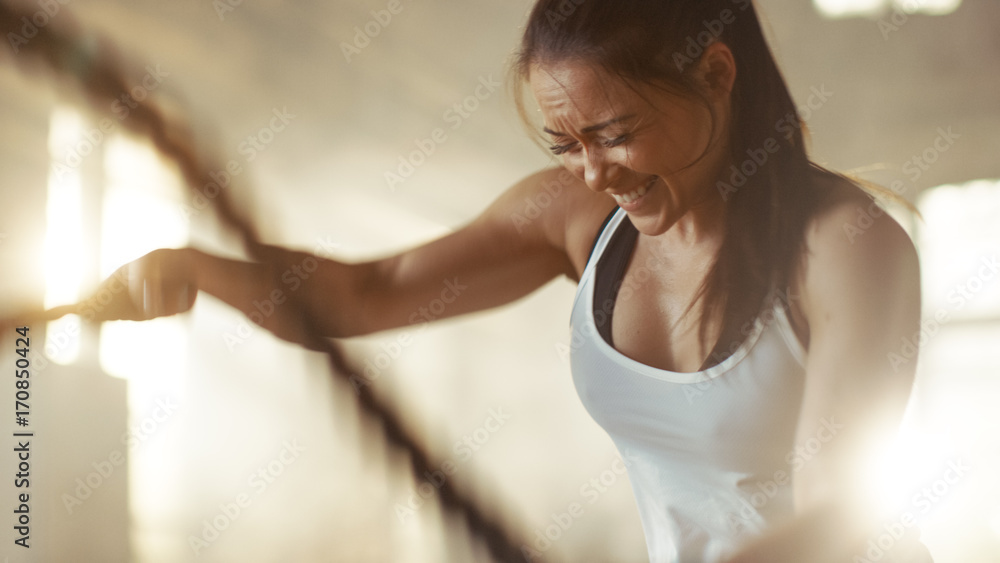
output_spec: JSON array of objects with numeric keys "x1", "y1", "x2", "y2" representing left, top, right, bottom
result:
[{"x1": 612, "y1": 176, "x2": 658, "y2": 211}]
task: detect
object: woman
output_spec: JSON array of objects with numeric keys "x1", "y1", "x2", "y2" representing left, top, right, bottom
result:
[{"x1": 74, "y1": 0, "x2": 930, "y2": 561}]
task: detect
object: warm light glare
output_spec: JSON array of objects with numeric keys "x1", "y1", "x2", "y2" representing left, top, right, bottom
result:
[
  {"x1": 98, "y1": 136, "x2": 189, "y2": 277},
  {"x1": 892, "y1": 0, "x2": 962, "y2": 15},
  {"x1": 97, "y1": 135, "x2": 190, "y2": 560},
  {"x1": 44, "y1": 107, "x2": 86, "y2": 365},
  {"x1": 813, "y1": 0, "x2": 885, "y2": 18},
  {"x1": 100, "y1": 321, "x2": 188, "y2": 381},
  {"x1": 918, "y1": 179, "x2": 1000, "y2": 321},
  {"x1": 98, "y1": 135, "x2": 189, "y2": 381},
  {"x1": 865, "y1": 429, "x2": 952, "y2": 516},
  {"x1": 814, "y1": 0, "x2": 962, "y2": 17}
]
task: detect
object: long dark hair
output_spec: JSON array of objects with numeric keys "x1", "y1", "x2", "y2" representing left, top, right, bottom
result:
[{"x1": 512, "y1": 0, "x2": 845, "y2": 351}]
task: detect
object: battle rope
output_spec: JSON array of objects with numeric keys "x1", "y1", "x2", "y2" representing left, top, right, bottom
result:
[{"x1": 0, "y1": 3, "x2": 535, "y2": 561}]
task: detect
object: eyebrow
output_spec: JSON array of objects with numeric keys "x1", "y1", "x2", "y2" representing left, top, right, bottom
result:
[{"x1": 543, "y1": 114, "x2": 636, "y2": 137}]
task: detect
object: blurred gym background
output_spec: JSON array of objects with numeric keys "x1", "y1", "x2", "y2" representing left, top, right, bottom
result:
[{"x1": 0, "y1": 0, "x2": 997, "y2": 561}]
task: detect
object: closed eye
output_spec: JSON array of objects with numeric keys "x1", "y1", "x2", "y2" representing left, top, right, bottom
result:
[
  {"x1": 548, "y1": 141, "x2": 579, "y2": 156},
  {"x1": 548, "y1": 133, "x2": 630, "y2": 156},
  {"x1": 602, "y1": 134, "x2": 631, "y2": 149}
]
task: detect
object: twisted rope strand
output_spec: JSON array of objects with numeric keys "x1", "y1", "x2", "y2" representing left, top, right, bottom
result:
[{"x1": 0, "y1": 3, "x2": 535, "y2": 561}]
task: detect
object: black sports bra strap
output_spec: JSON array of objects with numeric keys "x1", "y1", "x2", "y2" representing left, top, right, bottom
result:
[
  {"x1": 592, "y1": 211, "x2": 639, "y2": 346},
  {"x1": 588, "y1": 207, "x2": 763, "y2": 373},
  {"x1": 586, "y1": 206, "x2": 621, "y2": 264}
]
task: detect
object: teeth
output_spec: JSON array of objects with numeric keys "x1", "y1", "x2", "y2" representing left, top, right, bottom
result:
[{"x1": 613, "y1": 179, "x2": 654, "y2": 205}]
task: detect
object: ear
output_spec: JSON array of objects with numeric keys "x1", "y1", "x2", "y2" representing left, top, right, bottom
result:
[{"x1": 694, "y1": 41, "x2": 737, "y2": 99}]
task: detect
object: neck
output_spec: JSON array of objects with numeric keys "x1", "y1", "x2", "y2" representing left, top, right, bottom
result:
[
  {"x1": 662, "y1": 129, "x2": 733, "y2": 248},
  {"x1": 663, "y1": 188, "x2": 728, "y2": 249}
]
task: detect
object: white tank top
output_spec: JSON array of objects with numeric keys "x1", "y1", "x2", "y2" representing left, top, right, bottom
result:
[{"x1": 569, "y1": 207, "x2": 809, "y2": 562}]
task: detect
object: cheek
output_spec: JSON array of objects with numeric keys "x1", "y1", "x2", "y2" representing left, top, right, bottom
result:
[
  {"x1": 654, "y1": 123, "x2": 714, "y2": 174},
  {"x1": 560, "y1": 154, "x2": 588, "y2": 182}
]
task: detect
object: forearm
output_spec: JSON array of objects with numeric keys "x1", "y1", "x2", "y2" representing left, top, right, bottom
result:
[
  {"x1": 724, "y1": 503, "x2": 858, "y2": 563},
  {"x1": 189, "y1": 246, "x2": 378, "y2": 341},
  {"x1": 724, "y1": 500, "x2": 925, "y2": 563}
]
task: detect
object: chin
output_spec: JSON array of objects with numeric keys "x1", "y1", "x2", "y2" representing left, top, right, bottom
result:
[{"x1": 627, "y1": 212, "x2": 673, "y2": 237}]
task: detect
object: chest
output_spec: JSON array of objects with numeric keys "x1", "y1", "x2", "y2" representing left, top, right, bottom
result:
[
  {"x1": 578, "y1": 210, "x2": 811, "y2": 373},
  {"x1": 607, "y1": 237, "x2": 724, "y2": 373},
  {"x1": 572, "y1": 245, "x2": 809, "y2": 466}
]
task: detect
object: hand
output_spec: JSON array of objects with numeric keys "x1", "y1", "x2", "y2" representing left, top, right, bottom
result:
[{"x1": 75, "y1": 248, "x2": 198, "y2": 323}]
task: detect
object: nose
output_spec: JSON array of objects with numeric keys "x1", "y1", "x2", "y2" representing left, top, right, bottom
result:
[{"x1": 581, "y1": 147, "x2": 615, "y2": 192}]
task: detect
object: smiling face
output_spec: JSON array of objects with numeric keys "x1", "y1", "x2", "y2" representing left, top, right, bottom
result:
[{"x1": 530, "y1": 56, "x2": 735, "y2": 237}]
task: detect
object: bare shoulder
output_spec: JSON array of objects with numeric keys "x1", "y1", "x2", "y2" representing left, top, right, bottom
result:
[
  {"x1": 801, "y1": 174, "x2": 918, "y2": 266},
  {"x1": 791, "y1": 173, "x2": 921, "y2": 346},
  {"x1": 486, "y1": 166, "x2": 616, "y2": 282}
]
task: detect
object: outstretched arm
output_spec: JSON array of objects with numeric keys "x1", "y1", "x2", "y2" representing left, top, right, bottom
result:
[{"x1": 26, "y1": 168, "x2": 582, "y2": 348}]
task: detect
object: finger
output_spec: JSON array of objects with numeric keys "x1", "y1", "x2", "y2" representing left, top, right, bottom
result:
[
  {"x1": 147, "y1": 258, "x2": 163, "y2": 317},
  {"x1": 128, "y1": 260, "x2": 146, "y2": 318},
  {"x1": 177, "y1": 282, "x2": 197, "y2": 313},
  {"x1": 178, "y1": 283, "x2": 189, "y2": 312}
]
